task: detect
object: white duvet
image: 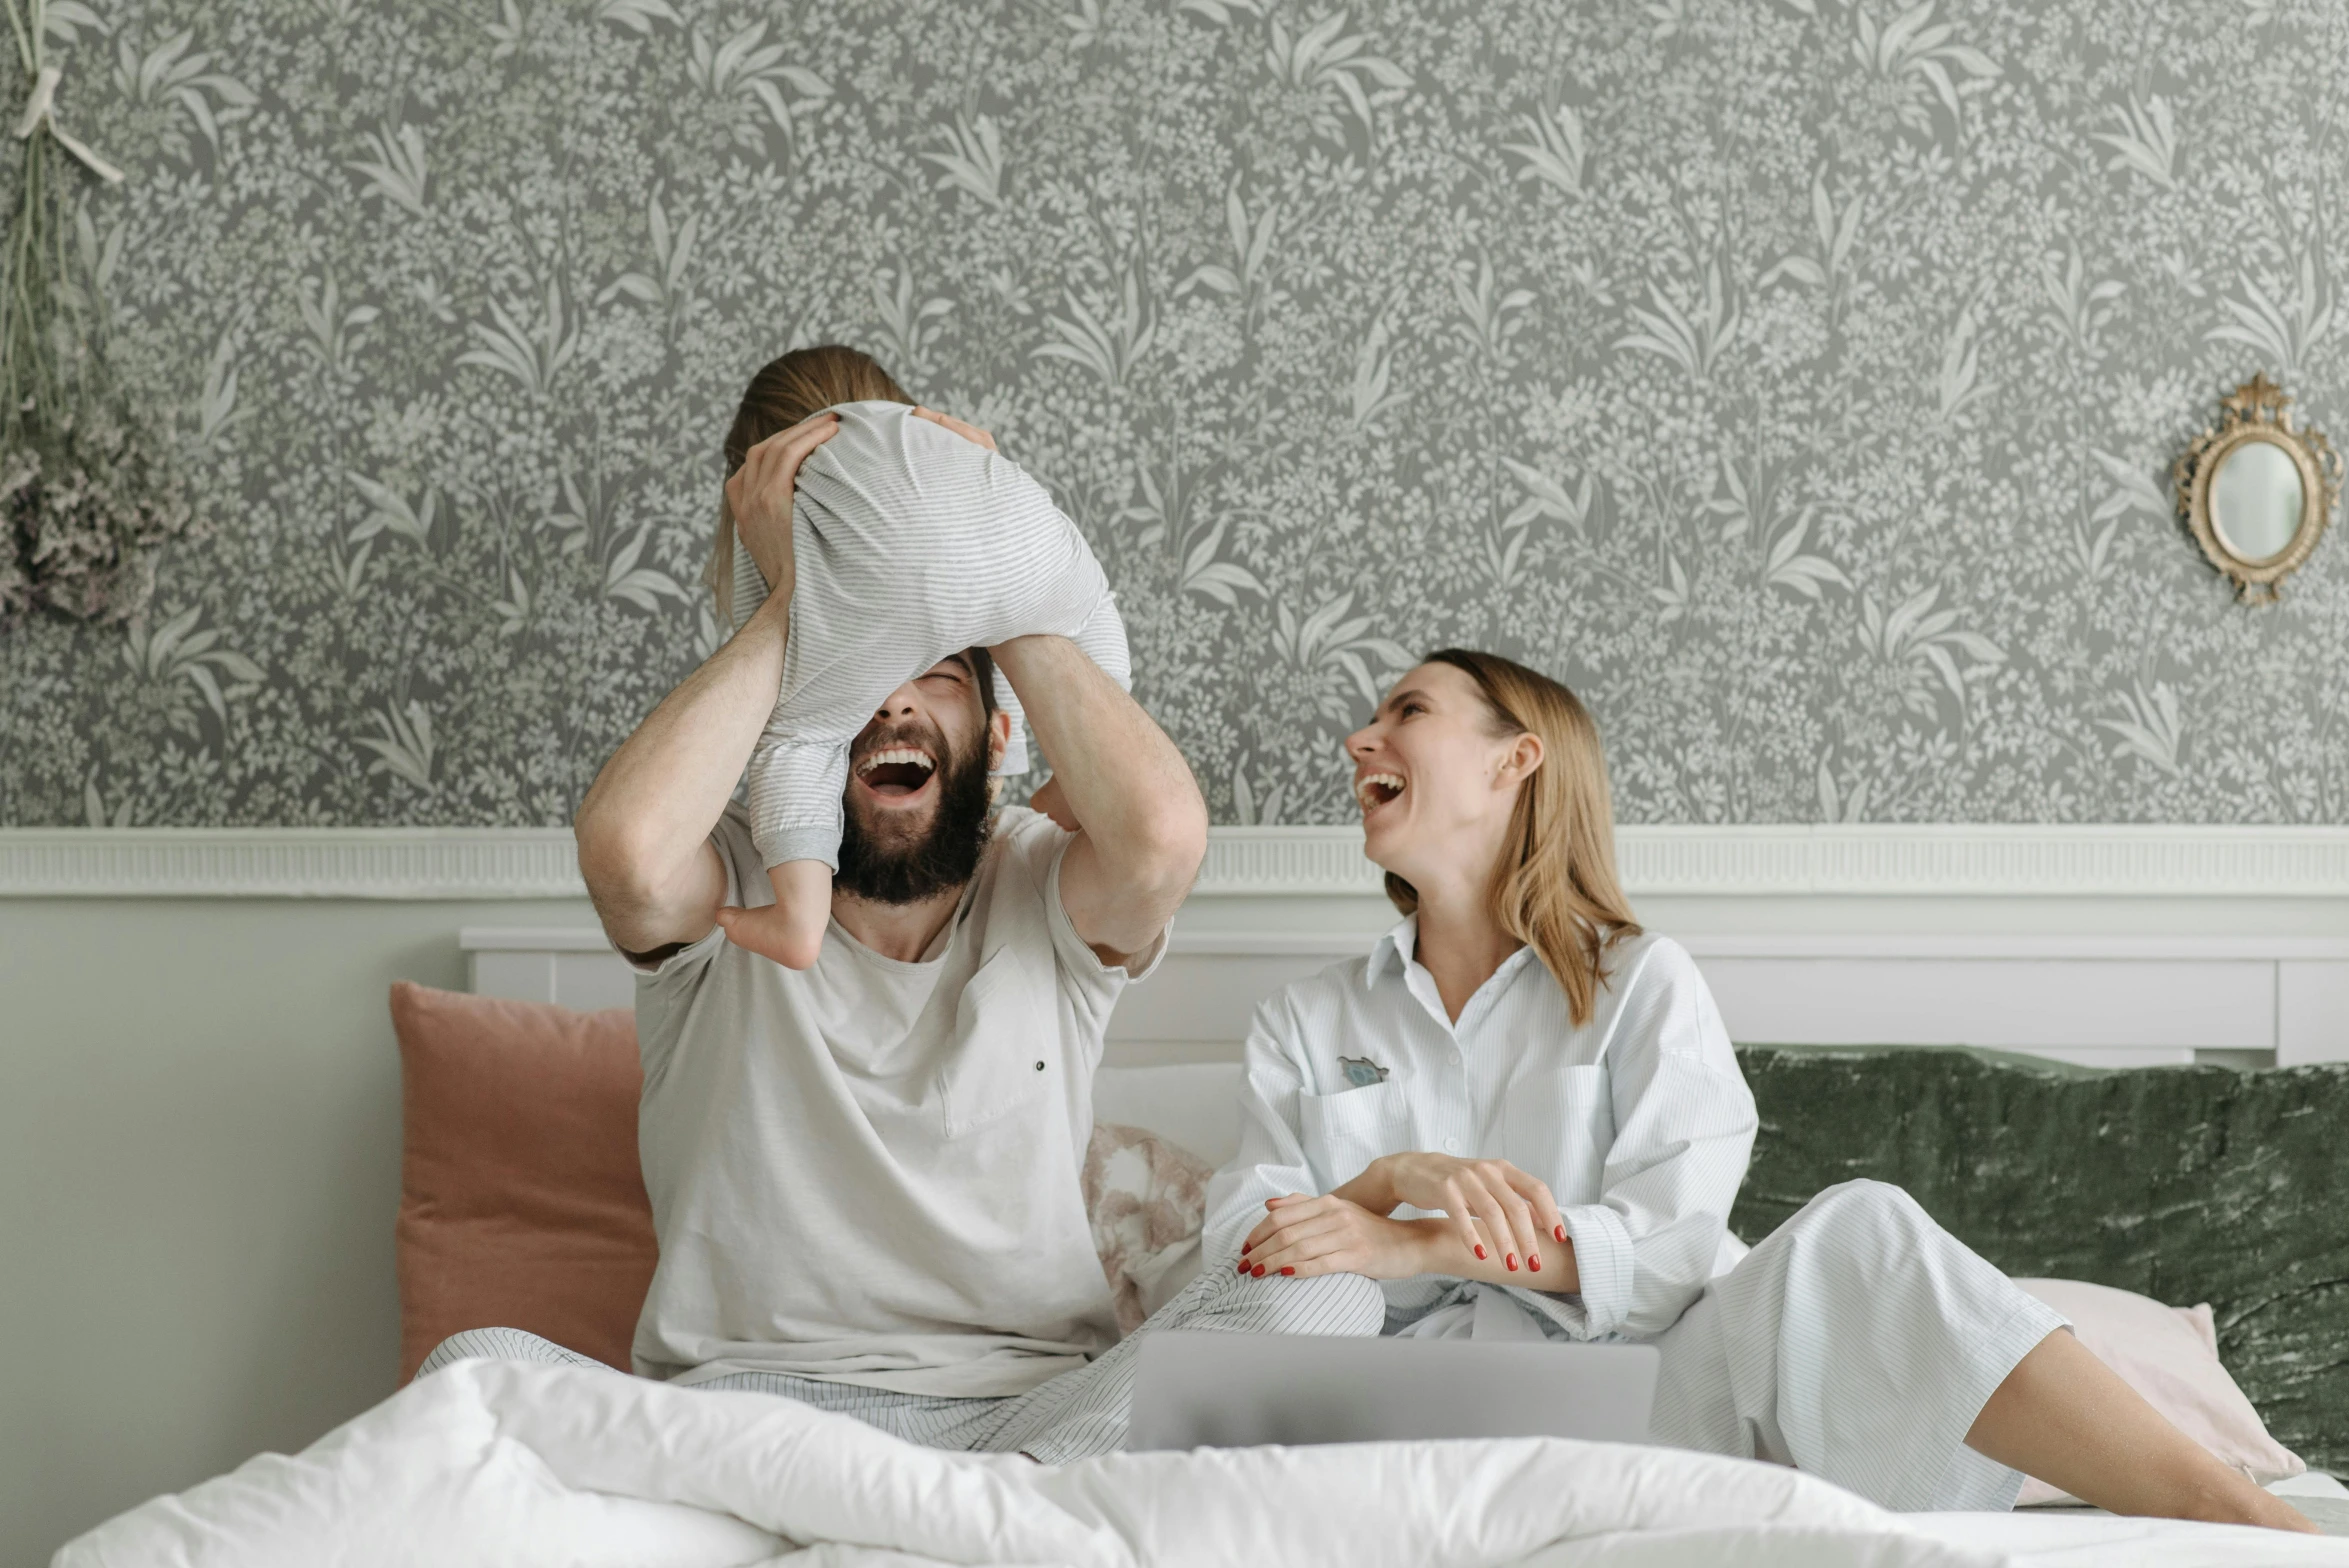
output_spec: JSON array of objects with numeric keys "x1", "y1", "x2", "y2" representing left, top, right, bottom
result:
[{"x1": 54, "y1": 1361, "x2": 2349, "y2": 1568}]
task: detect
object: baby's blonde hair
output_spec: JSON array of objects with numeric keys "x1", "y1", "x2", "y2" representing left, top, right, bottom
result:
[{"x1": 707, "y1": 344, "x2": 914, "y2": 629}]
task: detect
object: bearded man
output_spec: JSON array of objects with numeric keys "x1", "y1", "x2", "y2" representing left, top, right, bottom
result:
[{"x1": 416, "y1": 347, "x2": 1223, "y2": 1460}]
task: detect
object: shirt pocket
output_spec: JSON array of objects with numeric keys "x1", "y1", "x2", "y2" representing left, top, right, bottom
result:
[
  {"x1": 1296, "y1": 1079, "x2": 1409, "y2": 1189},
  {"x1": 938, "y1": 945, "x2": 1056, "y2": 1139},
  {"x1": 1504, "y1": 1063, "x2": 1614, "y2": 1204}
]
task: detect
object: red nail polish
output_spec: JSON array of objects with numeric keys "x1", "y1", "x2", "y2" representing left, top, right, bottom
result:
[
  {"x1": 1251, "y1": 1264, "x2": 1266, "y2": 1277},
  {"x1": 1529, "y1": 1256, "x2": 1542, "y2": 1272},
  {"x1": 1280, "y1": 1266, "x2": 1295, "y2": 1276},
  {"x1": 1554, "y1": 1224, "x2": 1567, "y2": 1243},
  {"x1": 1236, "y1": 1260, "x2": 1249, "y2": 1274},
  {"x1": 1474, "y1": 1244, "x2": 1487, "y2": 1260},
  {"x1": 1241, "y1": 1242, "x2": 1251, "y2": 1253},
  {"x1": 1506, "y1": 1254, "x2": 1519, "y2": 1271}
]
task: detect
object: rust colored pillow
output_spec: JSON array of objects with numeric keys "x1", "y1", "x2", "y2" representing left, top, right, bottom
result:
[{"x1": 390, "y1": 981, "x2": 656, "y2": 1383}]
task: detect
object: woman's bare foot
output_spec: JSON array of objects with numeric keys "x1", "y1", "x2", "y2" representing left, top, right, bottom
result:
[
  {"x1": 1969, "y1": 1329, "x2": 2319, "y2": 1533},
  {"x1": 2172, "y1": 1477, "x2": 2319, "y2": 1534}
]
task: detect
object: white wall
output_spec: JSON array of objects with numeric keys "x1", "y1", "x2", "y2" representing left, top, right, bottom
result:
[
  {"x1": 0, "y1": 896, "x2": 589, "y2": 1568},
  {"x1": 10, "y1": 824, "x2": 2349, "y2": 1560}
]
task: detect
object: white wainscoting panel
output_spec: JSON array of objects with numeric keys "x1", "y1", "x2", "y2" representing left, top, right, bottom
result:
[
  {"x1": 16, "y1": 822, "x2": 2349, "y2": 898},
  {"x1": 1691, "y1": 956, "x2": 2271, "y2": 1067},
  {"x1": 11, "y1": 820, "x2": 2334, "y2": 1066},
  {"x1": 467, "y1": 931, "x2": 640, "y2": 1012},
  {"x1": 462, "y1": 926, "x2": 2349, "y2": 1069},
  {"x1": 0, "y1": 827, "x2": 583, "y2": 897},
  {"x1": 2280, "y1": 961, "x2": 2349, "y2": 1066}
]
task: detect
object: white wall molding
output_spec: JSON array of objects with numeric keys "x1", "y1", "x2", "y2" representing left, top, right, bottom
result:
[
  {"x1": 9, "y1": 822, "x2": 2349, "y2": 899},
  {"x1": 1194, "y1": 827, "x2": 1384, "y2": 894},
  {"x1": 1204, "y1": 823, "x2": 2349, "y2": 897},
  {"x1": 1612, "y1": 824, "x2": 2349, "y2": 898},
  {"x1": 460, "y1": 922, "x2": 2349, "y2": 1069},
  {"x1": 0, "y1": 828, "x2": 584, "y2": 899}
]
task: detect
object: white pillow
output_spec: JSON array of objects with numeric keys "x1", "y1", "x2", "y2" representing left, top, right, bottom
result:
[
  {"x1": 1708, "y1": 1246, "x2": 2301, "y2": 1507},
  {"x1": 2011, "y1": 1278, "x2": 2304, "y2": 1506}
]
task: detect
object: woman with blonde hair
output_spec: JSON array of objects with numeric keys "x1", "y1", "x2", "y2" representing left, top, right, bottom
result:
[{"x1": 1205, "y1": 648, "x2": 2312, "y2": 1527}]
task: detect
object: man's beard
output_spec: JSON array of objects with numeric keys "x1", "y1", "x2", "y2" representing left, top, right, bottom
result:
[{"x1": 833, "y1": 722, "x2": 994, "y2": 905}]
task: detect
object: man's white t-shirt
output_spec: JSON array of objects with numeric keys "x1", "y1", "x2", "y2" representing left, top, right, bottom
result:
[{"x1": 630, "y1": 803, "x2": 1161, "y2": 1398}]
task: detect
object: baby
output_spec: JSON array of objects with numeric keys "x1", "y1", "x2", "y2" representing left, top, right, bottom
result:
[{"x1": 718, "y1": 399, "x2": 1130, "y2": 967}]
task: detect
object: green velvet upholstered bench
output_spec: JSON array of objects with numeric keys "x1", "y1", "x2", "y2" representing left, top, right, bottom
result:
[{"x1": 1733, "y1": 1045, "x2": 2349, "y2": 1472}]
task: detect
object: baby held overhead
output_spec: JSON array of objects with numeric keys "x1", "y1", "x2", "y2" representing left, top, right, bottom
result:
[{"x1": 727, "y1": 399, "x2": 1131, "y2": 966}]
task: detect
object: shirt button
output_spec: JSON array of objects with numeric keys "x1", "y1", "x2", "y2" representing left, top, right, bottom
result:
[
  {"x1": 1444, "y1": 1137, "x2": 1461, "y2": 1154},
  {"x1": 1449, "y1": 1049, "x2": 1462, "y2": 1065}
]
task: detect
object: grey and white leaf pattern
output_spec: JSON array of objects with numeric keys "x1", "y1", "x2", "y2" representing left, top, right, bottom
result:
[{"x1": 6, "y1": 0, "x2": 2349, "y2": 828}]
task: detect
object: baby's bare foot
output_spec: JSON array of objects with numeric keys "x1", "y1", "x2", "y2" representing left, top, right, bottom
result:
[{"x1": 715, "y1": 904, "x2": 822, "y2": 969}]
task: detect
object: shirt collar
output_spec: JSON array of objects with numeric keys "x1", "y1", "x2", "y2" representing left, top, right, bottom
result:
[
  {"x1": 1369, "y1": 915, "x2": 1543, "y2": 1028},
  {"x1": 1370, "y1": 914, "x2": 1420, "y2": 979}
]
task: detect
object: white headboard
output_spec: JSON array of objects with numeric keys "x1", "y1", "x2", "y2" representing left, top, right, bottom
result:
[
  {"x1": 462, "y1": 925, "x2": 2349, "y2": 1069},
  {"x1": 460, "y1": 926, "x2": 1361, "y2": 1068}
]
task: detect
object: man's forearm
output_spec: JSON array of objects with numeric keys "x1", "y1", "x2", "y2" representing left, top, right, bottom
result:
[
  {"x1": 990, "y1": 634, "x2": 1206, "y2": 947},
  {"x1": 574, "y1": 596, "x2": 787, "y2": 935},
  {"x1": 992, "y1": 635, "x2": 1200, "y2": 863}
]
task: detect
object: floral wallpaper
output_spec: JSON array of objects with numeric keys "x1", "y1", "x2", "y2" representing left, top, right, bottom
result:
[{"x1": 6, "y1": 0, "x2": 2349, "y2": 828}]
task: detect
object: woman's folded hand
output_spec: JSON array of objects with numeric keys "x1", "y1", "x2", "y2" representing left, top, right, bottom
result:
[
  {"x1": 1236, "y1": 1193, "x2": 1442, "y2": 1281},
  {"x1": 1346, "y1": 1151, "x2": 1564, "y2": 1276}
]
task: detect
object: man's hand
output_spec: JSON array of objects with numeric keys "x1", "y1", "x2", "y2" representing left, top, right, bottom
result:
[
  {"x1": 1236, "y1": 1193, "x2": 1440, "y2": 1280},
  {"x1": 576, "y1": 412, "x2": 842, "y2": 958},
  {"x1": 725, "y1": 411, "x2": 837, "y2": 601},
  {"x1": 911, "y1": 404, "x2": 996, "y2": 450},
  {"x1": 1336, "y1": 1152, "x2": 1565, "y2": 1275}
]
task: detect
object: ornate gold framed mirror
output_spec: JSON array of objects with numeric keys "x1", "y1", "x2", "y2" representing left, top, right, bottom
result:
[{"x1": 2173, "y1": 374, "x2": 2341, "y2": 604}]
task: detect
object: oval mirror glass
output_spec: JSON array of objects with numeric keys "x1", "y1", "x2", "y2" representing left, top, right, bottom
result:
[{"x1": 2210, "y1": 437, "x2": 2304, "y2": 564}]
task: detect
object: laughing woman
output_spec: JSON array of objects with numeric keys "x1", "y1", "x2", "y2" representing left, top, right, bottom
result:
[{"x1": 1210, "y1": 648, "x2": 2311, "y2": 1528}]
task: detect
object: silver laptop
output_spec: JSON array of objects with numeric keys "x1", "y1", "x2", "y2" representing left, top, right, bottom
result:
[{"x1": 1127, "y1": 1331, "x2": 1661, "y2": 1450}]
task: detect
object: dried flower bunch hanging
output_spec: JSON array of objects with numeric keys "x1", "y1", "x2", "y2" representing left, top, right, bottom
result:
[{"x1": 0, "y1": 0, "x2": 192, "y2": 632}]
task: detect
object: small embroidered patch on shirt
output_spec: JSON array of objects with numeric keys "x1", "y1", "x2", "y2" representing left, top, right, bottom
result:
[{"x1": 1337, "y1": 1055, "x2": 1390, "y2": 1088}]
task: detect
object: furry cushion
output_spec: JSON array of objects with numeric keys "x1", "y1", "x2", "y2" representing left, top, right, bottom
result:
[{"x1": 1082, "y1": 1122, "x2": 1213, "y2": 1332}]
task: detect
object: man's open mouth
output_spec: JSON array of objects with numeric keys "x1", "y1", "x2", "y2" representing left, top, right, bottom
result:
[{"x1": 855, "y1": 746, "x2": 938, "y2": 800}]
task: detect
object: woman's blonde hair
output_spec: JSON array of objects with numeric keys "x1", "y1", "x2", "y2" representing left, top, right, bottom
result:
[
  {"x1": 706, "y1": 343, "x2": 913, "y2": 628},
  {"x1": 1384, "y1": 648, "x2": 1641, "y2": 1026}
]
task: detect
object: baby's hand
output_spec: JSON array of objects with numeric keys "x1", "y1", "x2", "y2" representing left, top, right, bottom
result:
[
  {"x1": 912, "y1": 405, "x2": 997, "y2": 451},
  {"x1": 1028, "y1": 774, "x2": 1078, "y2": 831}
]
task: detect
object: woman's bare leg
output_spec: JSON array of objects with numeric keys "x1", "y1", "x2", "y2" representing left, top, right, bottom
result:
[{"x1": 1966, "y1": 1328, "x2": 2314, "y2": 1532}]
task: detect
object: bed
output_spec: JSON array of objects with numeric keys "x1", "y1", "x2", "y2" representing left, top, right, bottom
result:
[{"x1": 50, "y1": 986, "x2": 2349, "y2": 1566}]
